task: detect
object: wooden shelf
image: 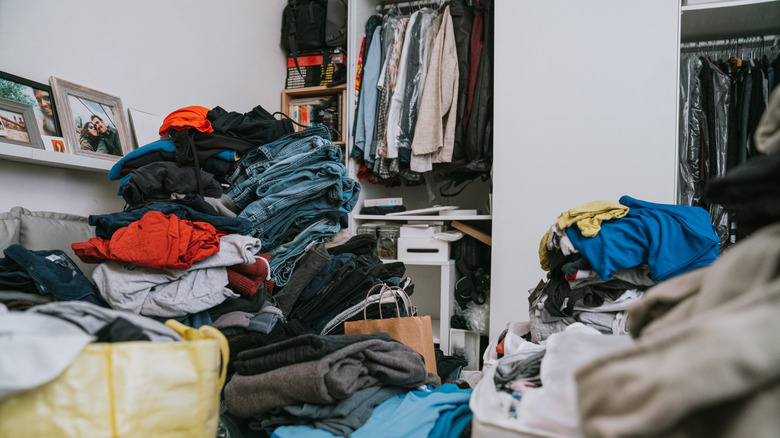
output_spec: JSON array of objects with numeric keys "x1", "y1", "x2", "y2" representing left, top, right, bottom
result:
[
  {"x1": 451, "y1": 220, "x2": 492, "y2": 246},
  {"x1": 281, "y1": 85, "x2": 348, "y2": 162}
]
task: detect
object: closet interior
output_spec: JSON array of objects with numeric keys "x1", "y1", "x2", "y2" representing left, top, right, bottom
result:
[
  {"x1": 346, "y1": 0, "x2": 493, "y2": 361},
  {"x1": 677, "y1": 0, "x2": 780, "y2": 251}
]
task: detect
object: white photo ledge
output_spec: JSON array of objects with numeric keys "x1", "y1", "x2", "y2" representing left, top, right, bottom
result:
[{"x1": 0, "y1": 142, "x2": 114, "y2": 173}]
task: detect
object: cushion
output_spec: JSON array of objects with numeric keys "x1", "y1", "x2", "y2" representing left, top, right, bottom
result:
[
  {"x1": 10, "y1": 207, "x2": 98, "y2": 279},
  {"x1": 0, "y1": 211, "x2": 21, "y2": 253}
]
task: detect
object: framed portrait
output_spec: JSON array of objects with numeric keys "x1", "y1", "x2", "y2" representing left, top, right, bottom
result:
[
  {"x1": 0, "y1": 97, "x2": 45, "y2": 149},
  {"x1": 0, "y1": 71, "x2": 62, "y2": 143},
  {"x1": 50, "y1": 76, "x2": 132, "y2": 160}
]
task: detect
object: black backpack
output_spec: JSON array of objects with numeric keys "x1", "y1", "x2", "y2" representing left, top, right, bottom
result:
[{"x1": 281, "y1": 0, "x2": 347, "y2": 73}]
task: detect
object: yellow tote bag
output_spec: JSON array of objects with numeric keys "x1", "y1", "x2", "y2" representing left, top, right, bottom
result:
[{"x1": 0, "y1": 320, "x2": 228, "y2": 438}]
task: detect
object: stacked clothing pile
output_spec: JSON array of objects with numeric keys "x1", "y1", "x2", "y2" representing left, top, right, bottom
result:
[
  {"x1": 223, "y1": 332, "x2": 439, "y2": 436},
  {"x1": 2, "y1": 100, "x2": 473, "y2": 436},
  {"x1": 531, "y1": 196, "x2": 720, "y2": 342}
]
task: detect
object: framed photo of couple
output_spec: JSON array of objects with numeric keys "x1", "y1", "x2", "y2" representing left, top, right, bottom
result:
[
  {"x1": 50, "y1": 76, "x2": 133, "y2": 160},
  {"x1": 0, "y1": 71, "x2": 60, "y2": 151}
]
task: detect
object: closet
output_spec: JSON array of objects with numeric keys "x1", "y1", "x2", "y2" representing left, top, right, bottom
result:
[
  {"x1": 489, "y1": 0, "x2": 780, "y2": 340},
  {"x1": 345, "y1": 0, "x2": 493, "y2": 358},
  {"x1": 342, "y1": 0, "x2": 780, "y2": 342},
  {"x1": 677, "y1": 3, "x2": 780, "y2": 250}
]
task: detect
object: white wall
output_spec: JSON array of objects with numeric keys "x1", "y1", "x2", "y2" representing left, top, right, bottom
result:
[
  {"x1": 0, "y1": 0, "x2": 287, "y2": 216},
  {"x1": 489, "y1": 0, "x2": 681, "y2": 339}
]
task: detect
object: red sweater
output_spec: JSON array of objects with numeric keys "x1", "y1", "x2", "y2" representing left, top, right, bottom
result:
[{"x1": 72, "y1": 211, "x2": 224, "y2": 270}]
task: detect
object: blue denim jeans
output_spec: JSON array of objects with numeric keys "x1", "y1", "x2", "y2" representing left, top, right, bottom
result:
[
  {"x1": 246, "y1": 165, "x2": 357, "y2": 246},
  {"x1": 298, "y1": 253, "x2": 356, "y2": 301},
  {"x1": 268, "y1": 217, "x2": 342, "y2": 287},
  {"x1": 228, "y1": 133, "x2": 341, "y2": 209},
  {"x1": 227, "y1": 126, "x2": 333, "y2": 207},
  {"x1": 1, "y1": 244, "x2": 106, "y2": 306},
  {"x1": 231, "y1": 145, "x2": 359, "y2": 246}
]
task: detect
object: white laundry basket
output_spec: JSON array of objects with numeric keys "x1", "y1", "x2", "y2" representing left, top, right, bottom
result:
[{"x1": 469, "y1": 324, "x2": 634, "y2": 438}]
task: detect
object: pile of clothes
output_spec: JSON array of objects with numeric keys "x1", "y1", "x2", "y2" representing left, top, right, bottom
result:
[
  {"x1": 530, "y1": 195, "x2": 720, "y2": 342},
  {"x1": 1, "y1": 102, "x2": 476, "y2": 437}
]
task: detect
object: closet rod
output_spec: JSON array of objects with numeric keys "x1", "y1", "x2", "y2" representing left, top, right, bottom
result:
[
  {"x1": 376, "y1": 0, "x2": 440, "y2": 12},
  {"x1": 680, "y1": 34, "x2": 779, "y2": 50}
]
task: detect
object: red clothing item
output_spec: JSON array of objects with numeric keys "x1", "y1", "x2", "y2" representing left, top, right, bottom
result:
[
  {"x1": 227, "y1": 254, "x2": 274, "y2": 297},
  {"x1": 72, "y1": 211, "x2": 224, "y2": 270},
  {"x1": 159, "y1": 106, "x2": 214, "y2": 136}
]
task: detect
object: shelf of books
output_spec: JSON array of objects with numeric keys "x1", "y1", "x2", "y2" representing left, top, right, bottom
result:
[{"x1": 281, "y1": 84, "x2": 348, "y2": 157}]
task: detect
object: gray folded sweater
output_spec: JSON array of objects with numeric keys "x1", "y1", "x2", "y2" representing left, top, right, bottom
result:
[{"x1": 224, "y1": 337, "x2": 438, "y2": 417}]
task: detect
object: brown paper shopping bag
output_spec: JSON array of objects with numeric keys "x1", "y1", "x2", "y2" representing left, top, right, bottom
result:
[{"x1": 344, "y1": 283, "x2": 437, "y2": 375}]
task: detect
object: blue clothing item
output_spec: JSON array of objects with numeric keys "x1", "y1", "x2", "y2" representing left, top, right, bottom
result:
[
  {"x1": 155, "y1": 310, "x2": 213, "y2": 329},
  {"x1": 431, "y1": 403, "x2": 472, "y2": 438},
  {"x1": 233, "y1": 144, "x2": 358, "y2": 244},
  {"x1": 116, "y1": 174, "x2": 131, "y2": 196},
  {"x1": 260, "y1": 207, "x2": 347, "y2": 252},
  {"x1": 247, "y1": 301, "x2": 287, "y2": 334},
  {"x1": 298, "y1": 253, "x2": 356, "y2": 302},
  {"x1": 353, "y1": 25, "x2": 383, "y2": 158},
  {"x1": 268, "y1": 218, "x2": 342, "y2": 287},
  {"x1": 227, "y1": 130, "x2": 339, "y2": 210},
  {"x1": 0, "y1": 245, "x2": 106, "y2": 306},
  {"x1": 272, "y1": 426, "x2": 336, "y2": 438},
  {"x1": 108, "y1": 137, "x2": 235, "y2": 181},
  {"x1": 351, "y1": 384, "x2": 472, "y2": 438},
  {"x1": 226, "y1": 126, "x2": 332, "y2": 201},
  {"x1": 567, "y1": 195, "x2": 719, "y2": 282},
  {"x1": 89, "y1": 202, "x2": 253, "y2": 239},
  {"x1": 240, "y1": 158, "x2": 354, "y2": 240}
]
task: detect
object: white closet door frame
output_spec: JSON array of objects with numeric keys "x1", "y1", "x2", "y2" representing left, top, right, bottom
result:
[{"x1": 489, "y1": 0, "x2": 681, "y2": 339}]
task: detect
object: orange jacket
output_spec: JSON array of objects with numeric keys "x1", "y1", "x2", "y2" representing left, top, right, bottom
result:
[
  {"x1": 159, "y1": 106, "x2": 214, "y2": 136},
  {"x1": 72, "y1": 211, "x2": 224, "y2": 270}
]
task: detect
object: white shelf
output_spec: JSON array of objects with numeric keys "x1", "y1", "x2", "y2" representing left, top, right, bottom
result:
[
  {"x1": 0, "y1": 143, "x2": 114, "y2": 173},
  {"x1": 431, "y1": 318, "x2": 440, "y2": 345},
  {"x1": 680, "y1": 0, "x2": 780, "y2": 42},
  {"x1": 355, "y1": 214, "x2": 492, "y2": 221},
  {"x1": 381, "y1": 258, "x2": 455, "y2": 266}
]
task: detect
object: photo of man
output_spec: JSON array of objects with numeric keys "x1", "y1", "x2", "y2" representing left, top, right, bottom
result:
[
  {"x1": 69, "y1": 94, "x2": 122, "y2": 156},
  {"x1": 34, "y1": 89, "x2": 57, "y2": 136},
  {"x1": 0, "y1": 71, "x2": 61, "y2": 141}
]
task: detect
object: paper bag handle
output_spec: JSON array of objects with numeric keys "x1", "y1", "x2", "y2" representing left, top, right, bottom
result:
[
  {"x1": 165, "y1": 320, "x2": 230, "y2": 389},
  {"x1": 362, "y1": 283, "x2": 413, "y2": 320}
]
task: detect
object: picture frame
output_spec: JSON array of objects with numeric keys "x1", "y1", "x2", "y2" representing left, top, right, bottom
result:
[
  {"x1": 50, "y1": 76, "x2": 133, "y2": 161},
  {"x1": 0, "y1": 97, "x2": 45, "y2": 149},
  {"x1": 128, "y1": 108, "x2": 163, "y2": 149},
  {"x1": 0, "y1": 71, "x2": 62, "y2": 142}
]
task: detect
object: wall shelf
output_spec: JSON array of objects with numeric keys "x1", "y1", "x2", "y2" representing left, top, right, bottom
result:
[
  {"x1": 0, "y1": 143, "x2": 113, "y2": 173},
  {"x1": 281, "y1": 84, "x2": 348, "y2": 156},
  {"x1": 681, "y1": 0, "x2": 780, "y2": 42},
  {"x1": 354, "y1": 214, "x2": 492, "y2": 221}
]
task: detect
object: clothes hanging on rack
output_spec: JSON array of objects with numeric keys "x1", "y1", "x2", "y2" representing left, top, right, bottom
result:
[
  {"x1": 350, "y1": 0, "x2": 494, "y2": 192},
  {"x1": 678, "y1": 35, "x2": 780, "y2": 250}
]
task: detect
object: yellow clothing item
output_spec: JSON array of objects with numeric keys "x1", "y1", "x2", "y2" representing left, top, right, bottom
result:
[
  {"x1": 539, "y1": 229, "x2": 551, "y2": 271},
  {"x1": 557, "y1": 201, "x2": 629, "y2": 237}
]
